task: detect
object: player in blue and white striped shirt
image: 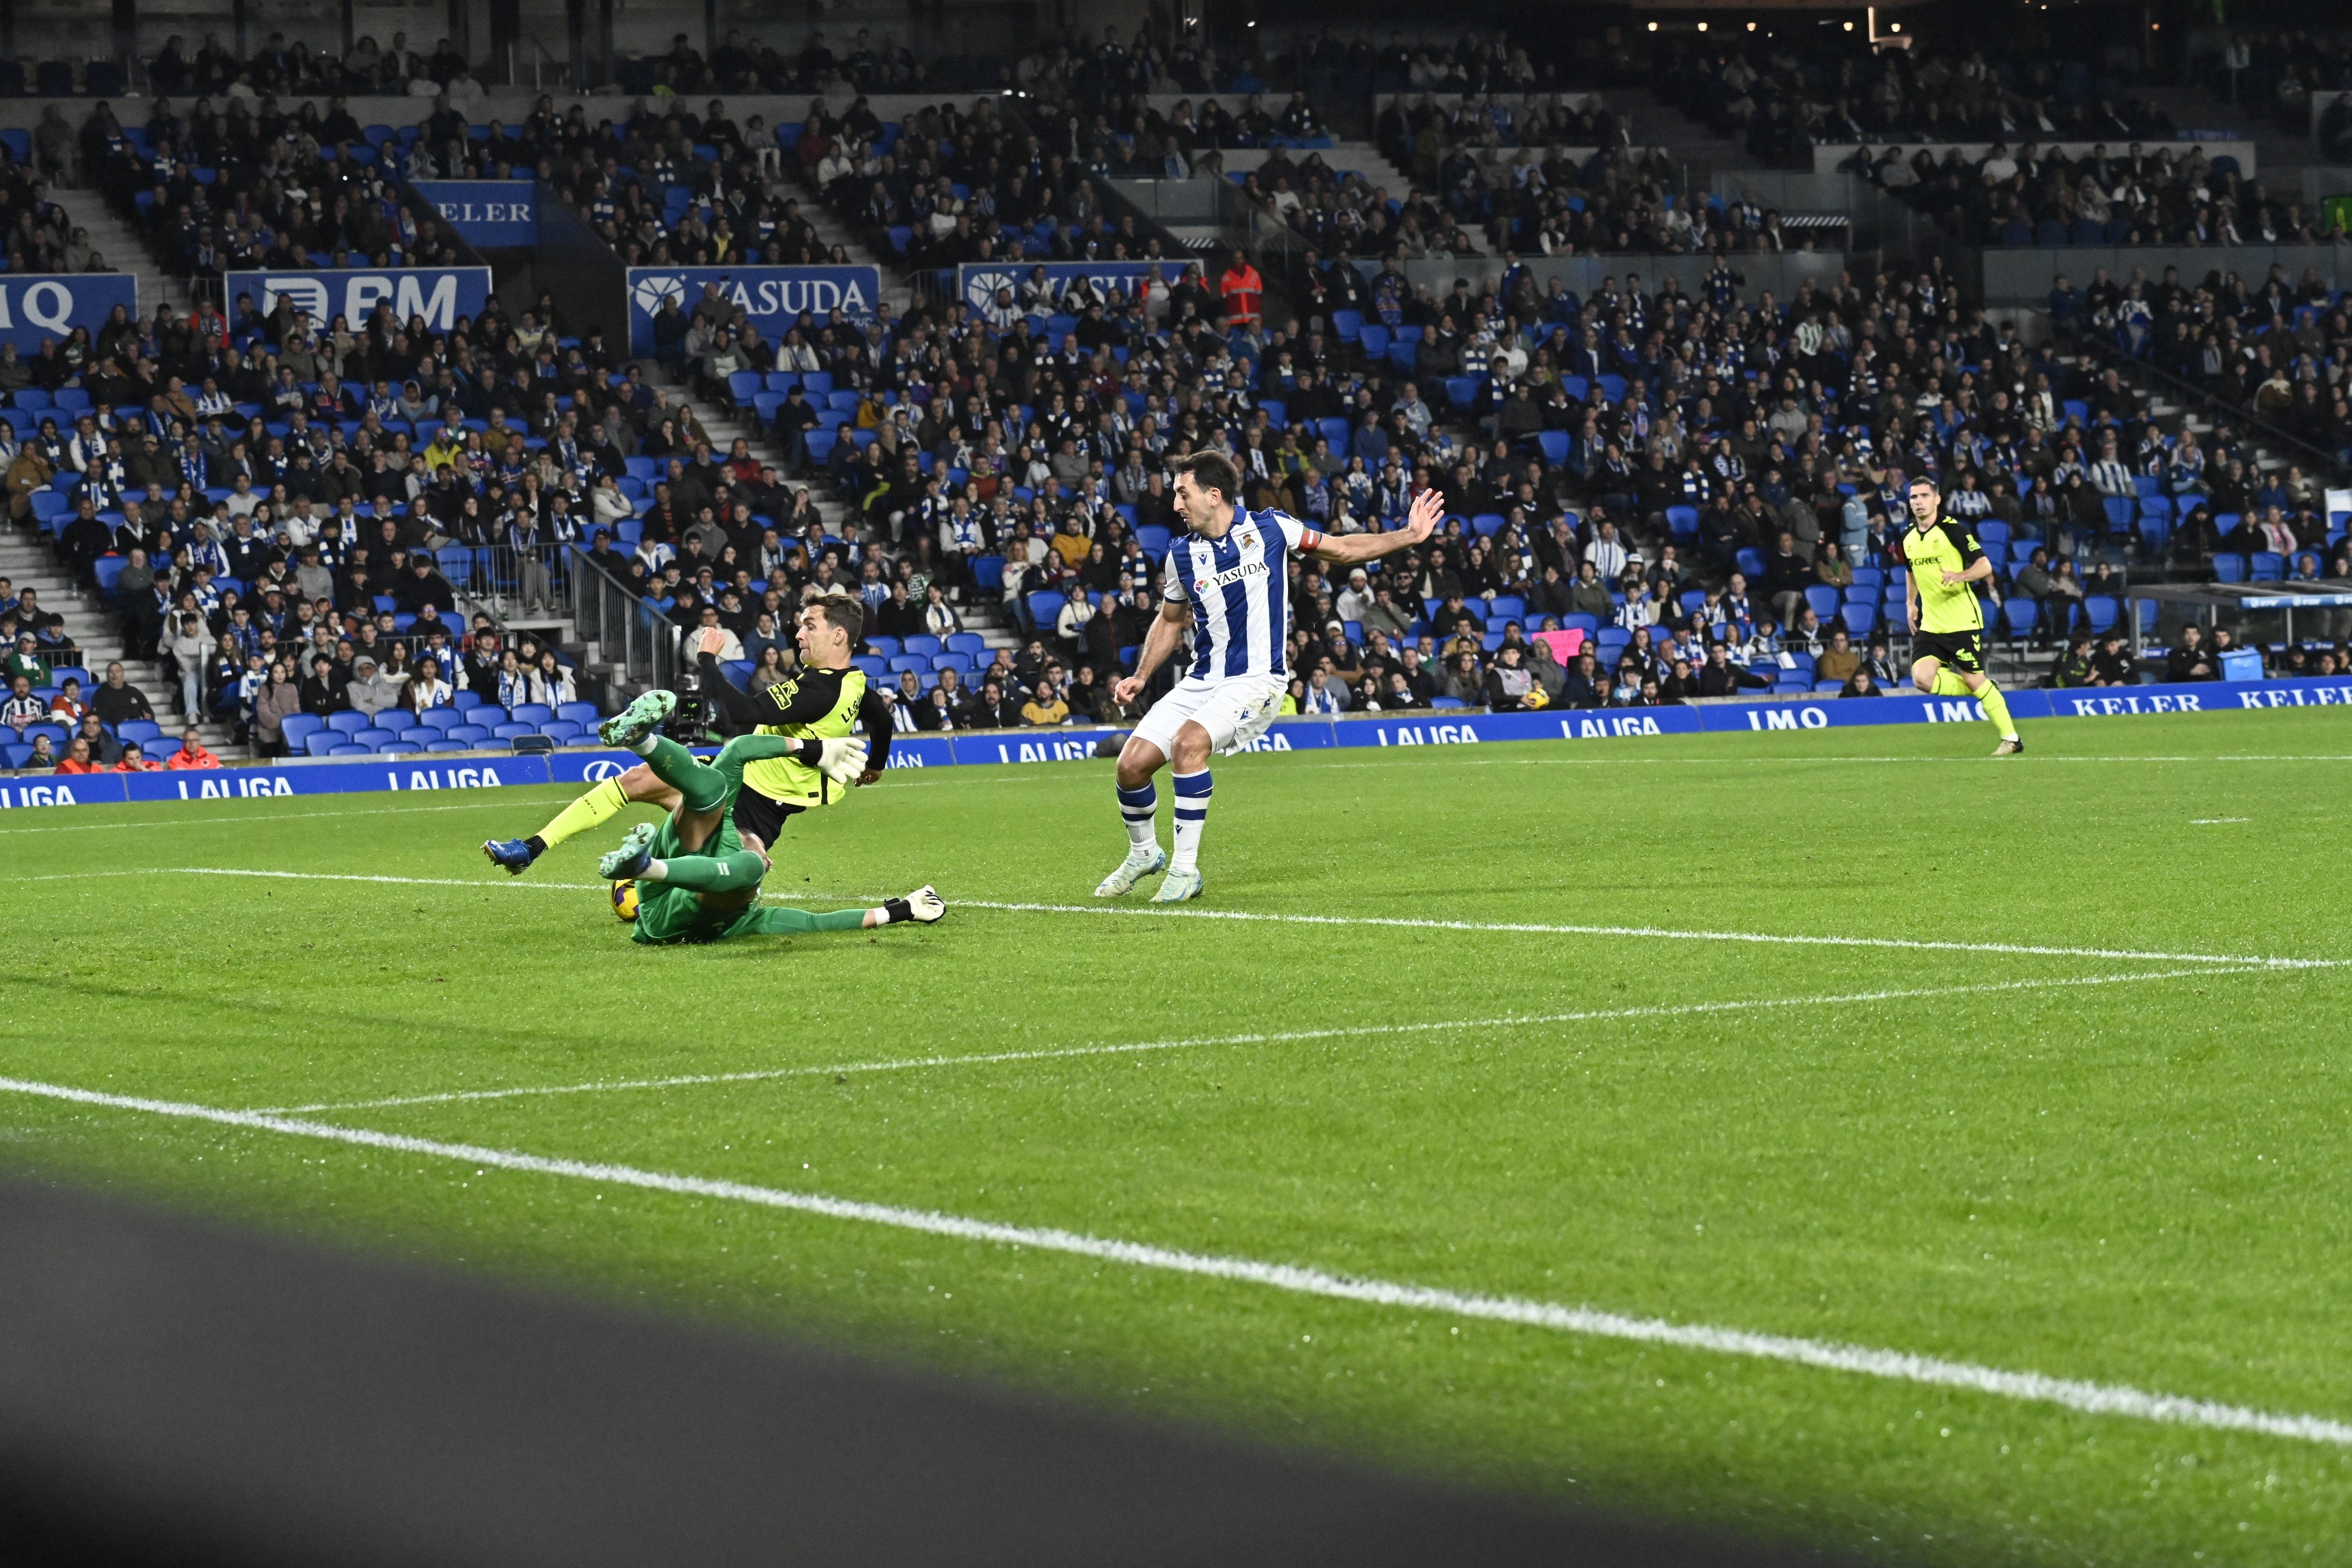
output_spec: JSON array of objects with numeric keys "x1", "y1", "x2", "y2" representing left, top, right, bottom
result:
[{"x1": 1098, "y1": 450, "x2": 1442, "y2": 902}]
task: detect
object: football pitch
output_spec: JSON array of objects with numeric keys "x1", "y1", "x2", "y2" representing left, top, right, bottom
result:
[{"x1": 6, "y1": 708, "x2": 2352, "y2": 1565}]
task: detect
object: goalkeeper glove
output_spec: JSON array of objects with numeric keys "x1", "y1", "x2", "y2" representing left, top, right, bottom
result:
[{"x1": 813, "y1": 735, "x2": 869, "y2": 786}]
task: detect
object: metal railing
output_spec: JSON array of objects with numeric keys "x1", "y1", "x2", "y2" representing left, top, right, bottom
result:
[
  {"x1": 568, "y1": 545, "x2": 683, "y2": 694},
  {"x1": 452, "y1": 542, "x2": 576, "y2": 620}
]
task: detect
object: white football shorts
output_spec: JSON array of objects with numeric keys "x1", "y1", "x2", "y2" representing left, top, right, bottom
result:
[{"x1": 1130, "y1": 672, "x2": 1287, "y2": 758}]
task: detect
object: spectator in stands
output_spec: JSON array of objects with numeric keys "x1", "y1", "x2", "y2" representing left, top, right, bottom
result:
[
  {"x1": 1816, "y1": 630, "x2": 1860, "y2": 688},
  {"x1": 251, "y1": 661, "x2": 301, "y2": 756},
  {"x1": 4, "y1": 632, "x2": 46, "y2": 690},
  {"x1": 72, "y1": 712, "x2": 121, "y2": 766},
  {"x1": 91, "y1": 661, "x2": 152, "y2": 726},
  {"x1": 168, "y1": 726, "x2": 220, "y2": 769},
  {"x1": 400, "y1": 655, "x2": 454, "y2": 714},
  {"x1": 528, "y1": 650, "x2": 576, "y2": 707},
  {"x1": 2167, "y1": 625, "x2": 2217, "y2": 683},
  {"x1": 299, "y1": 653, "x2": 348, "y2": 715},
  {"x1": 47, "y1": 676, "x2": 87, "y2": 725},
  {"x1": 2089, "y1": 630, "x2": 2136, "y2": 685},
  {"x1": 112, "y1": 740, "x2": 161, "y2": 772},
  {"x1": 347, "y1": 653, "x2": 401, "y2": 719},
  {"x1": 55, "y1": 736, "x2": 100, "y2": 774},
  {"x1": 1839, "y1": 671, "x2": 1882, "y2": 698},
  {"x1": 165, "y1": 613, "x2": 209, "y2": 717},
  {"x1": 1, "y1": 675, "x2": 42, "y2": 735},
  {"x1": 967, "y1": 678, "x2": 1023, "y2": 729}
]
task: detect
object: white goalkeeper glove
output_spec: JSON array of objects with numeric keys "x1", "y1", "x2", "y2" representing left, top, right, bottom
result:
[{"x1": 813, "y1": 735, "x2": 869, "y2": 786}]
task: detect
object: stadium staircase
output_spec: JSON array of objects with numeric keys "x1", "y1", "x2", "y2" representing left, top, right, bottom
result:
[
  {"x1": 0, "y1": 524, "x2": 241, "y2": 756},
  {"x1": 8, "y1": 185, "x2": 245, "y2": 756}
]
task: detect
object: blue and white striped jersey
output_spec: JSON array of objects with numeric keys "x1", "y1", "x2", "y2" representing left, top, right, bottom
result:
[{"x1": 1162, "y1": 508, "x2": 1323, "y2": 680}]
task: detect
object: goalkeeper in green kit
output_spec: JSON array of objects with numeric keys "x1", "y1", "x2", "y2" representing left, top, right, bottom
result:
[{"x1": 593, "y1": 688, "x2": 946, "y2": 945}]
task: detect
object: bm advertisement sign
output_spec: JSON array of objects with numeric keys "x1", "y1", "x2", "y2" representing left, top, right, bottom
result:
[{"x1": 223, "y1": 267, "x2": 495, "y2": 334}]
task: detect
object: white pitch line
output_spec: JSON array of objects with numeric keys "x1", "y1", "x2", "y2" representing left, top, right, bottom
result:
[
  {"x1": 5, "y1": 1072, "x2": 2351, "y2": 1450},
  {"x1": 258, "y1": 963, "x2": 2274, "y2": 1114},
  {"x1": 949, "y1": 898, "x2": 2338, "y2": 971},
  {"x1": 2191, "y1": 818, "x2": 2251, "y2": 825},
  {"x1": 13, "y1": 866, "x2": 2335, "y2": 972},
  {"x1": 14, "y1": 868, "x2": 877, "y2": 902},
  {"x1": 0, "y1": 799, "x2": 524, "y2": 836}
]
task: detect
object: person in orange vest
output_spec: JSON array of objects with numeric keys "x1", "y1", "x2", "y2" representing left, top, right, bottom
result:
[
  {"x1": 167, "y1": 725, "x2": 222, "y2": 769},
  {"x1": 1217, "y1": 247, "x2": 1263, "y2": 331}
]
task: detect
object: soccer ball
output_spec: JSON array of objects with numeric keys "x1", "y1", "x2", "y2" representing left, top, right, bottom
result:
[{"x1": 611, "y1": 880, "x2": 639, "y2": 922}]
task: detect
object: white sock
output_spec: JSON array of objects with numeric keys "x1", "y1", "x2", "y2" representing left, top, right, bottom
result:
[
  {"x1": 1116, "y1": 781, "x2": 1158, "y2": 852},
  {"x1": 1169, "y1": 770, "x2": 1211, "y2": 873}
]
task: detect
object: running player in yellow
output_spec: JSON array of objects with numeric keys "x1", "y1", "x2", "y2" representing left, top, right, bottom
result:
[{"x1": 1899, "y1": 475, "x2": 2023, "y2": 756}]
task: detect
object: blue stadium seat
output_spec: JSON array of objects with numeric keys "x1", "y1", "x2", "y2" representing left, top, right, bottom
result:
[
  {"x1": 2083, "y1": 596, "x2": 2119, "y2": 634},
  {"x1": 447, "y1": 725, "x2": 490, "y2": 746},
  {"x1": 2212, "y1": 554, "x2": 2246, "y2": 583},
  {"x1": 2250, "y1": 551, "x2": 2286, "y2": 581},
  {"x1": 901, "y1": 635, "x2": 942, "y2": 658},
  {"x1": 491, "y1": 724, "x2": 536, "y2": 740},
  {"x1": 556, "y1": 701, "x2": 600, "y2": 725},
  {"x1": 326, "y1": 711, "x2": 372, "y2": 735},
  {"x1": 304, "y1": 733, "x2": 341, "y2": 757},
  {"x1": 281, "y1": 714, "x2": 325, "y2": 749},
  {"x1": 2002, "y1": 599, "x2": 2039, "y2": 640},
  {"x1": 508, "y1": 703, "x2": 552, "y2": 727},
  {"x1": 1841, "y1": 602, "x2": 1877, "y2": 638},
  {"x1": 1804, "y1": 586, "x2": 1842, "y2": 622}
]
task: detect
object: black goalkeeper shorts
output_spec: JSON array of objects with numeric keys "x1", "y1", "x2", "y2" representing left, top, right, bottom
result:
[
  {"x1": 731, "y1": 785, "x2": 803, "y2": 847},
  {"x1": 1912, "y1": 629, "x2": 1986, "y2": 673}
]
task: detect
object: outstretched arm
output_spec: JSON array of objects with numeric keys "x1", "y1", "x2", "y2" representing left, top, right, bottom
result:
[{"x1": 1309, "y1": 488, "x2": 1443, "y2": 566}]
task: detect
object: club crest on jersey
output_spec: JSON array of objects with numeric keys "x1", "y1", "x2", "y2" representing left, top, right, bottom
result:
[{"x1": 1235, "y1": 527, "x2": 1260, "y2": 551}]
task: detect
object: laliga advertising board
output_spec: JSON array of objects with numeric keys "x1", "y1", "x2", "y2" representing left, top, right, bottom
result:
[
  {"x1": 625, "y1": 266, "x2": 880, "y2": 354},
  {"x1": 223, "y1": 267, "x2": 493, "y2": 333},
  {"x1": 956, "y1": 261, "x2": 1167, "y2": 329},
  {"x1": 0, "y1": 273, "x2": 137, "y2": 351}
]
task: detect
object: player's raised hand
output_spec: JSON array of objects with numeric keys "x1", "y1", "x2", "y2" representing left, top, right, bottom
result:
[
  {"x1": 1401, "y1": 488, "x2": 1445, "y2": 543},
  {"x1": 696, "y1": 626, "x2": 729, "y2": 657}
]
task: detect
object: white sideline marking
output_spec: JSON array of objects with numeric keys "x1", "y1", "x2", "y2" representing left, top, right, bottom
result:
[
  {"x1": 6, "y1": 1071, "x2": 2351, "y2": 1450},
  {"x1": 0, "y1": 800, "x2": 516, "y2": 836},
  {"x1": 2191, "y1": 818, "x2": 2251, "y2": 825},
  {"x1": 260, "y1": 964, "x2": 2271, "y2": 1114},
  {"x1": 15, "y1": 867, "x2": 2337, "y2": 972},
  {"x1": 16, "y1": 868, "x2": 876, "y2": 902},
  {"x1": 952, "y1": 899, "x2": 2338, "y2": 971},
  {"x1": 1308, "y1": 755, "x2": 2352, "y2": 769}
]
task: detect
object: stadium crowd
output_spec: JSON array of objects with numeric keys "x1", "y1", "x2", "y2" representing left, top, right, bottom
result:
[{"x1": 1657, "y1": 37, "x2": 2181, "y2": 166}]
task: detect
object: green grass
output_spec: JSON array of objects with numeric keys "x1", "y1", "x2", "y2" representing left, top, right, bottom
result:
[{"x1": 5, "y1": 708, "x2": 2352, "y2": 1565}]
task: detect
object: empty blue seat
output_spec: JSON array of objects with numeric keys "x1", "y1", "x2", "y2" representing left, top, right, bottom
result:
[
  {"x1": 556, "y1": 701, "x2": 601, "y2": 724},
  {"x1": 2250, "y1": 551, "x2": 2286, "y2": 581},
  {"x1": 509, "y1": 703, "x2": 552, "y2": 727},
  {"x1": 2002, "y1": 599, "x2": 2039, "y2": 639},
  {"x1": 326, "y1": 710, "x2": 372, "y2": 735},
  {"x1": 304, "y1": 732, "x2": 341, "y2": 756},
  {"x1": 2212, "y1": 554, "x2": 2246, "y2": 583}
]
